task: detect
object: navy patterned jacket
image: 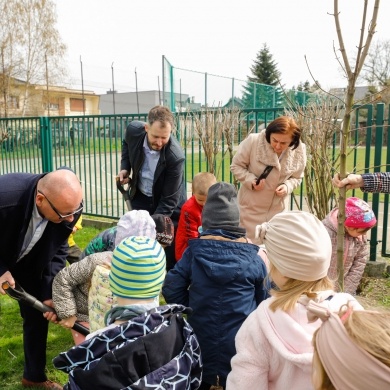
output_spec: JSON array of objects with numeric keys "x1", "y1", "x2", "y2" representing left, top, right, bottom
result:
[{"x1": 53, "y1": 304, "x2": 203, "y2": 390}]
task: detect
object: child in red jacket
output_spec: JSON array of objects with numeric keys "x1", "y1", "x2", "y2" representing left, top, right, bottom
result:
[{"x1": 175, "y1": 172, "x2": 216, "y2": 261}]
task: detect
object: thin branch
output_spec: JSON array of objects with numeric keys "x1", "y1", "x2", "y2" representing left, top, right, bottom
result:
[
  {"x1": 332, "y1": 40, "x2": 348, "y2": 77},
  {"x1": 355, "y1": 0, "x2": 380, "y2": 77},
  {"x1": 333, "y1": 1, "x2": 352, "y2": 76},
  {"x1": 353, "y1": 0, "x2": 369, "y2": 82},
  {"x1": 304, "y1": 55, "x2": 345, "y2": 105}
]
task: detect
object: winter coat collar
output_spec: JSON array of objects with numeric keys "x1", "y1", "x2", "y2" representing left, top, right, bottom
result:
[{"x1": 200, "y1": 228, "x2": 246, "y2": 240}]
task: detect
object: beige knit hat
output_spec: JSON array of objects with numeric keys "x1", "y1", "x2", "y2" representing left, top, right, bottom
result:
[{"x1": 255, "y1": 210, "x2": 331, "y2": 281}]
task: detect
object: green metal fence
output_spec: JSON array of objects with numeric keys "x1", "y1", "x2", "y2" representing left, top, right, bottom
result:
[
  {"x1": 1, "y1": 105, "x2": 390, "y2": 260},
  {"x1": 162, "y1": 55, "x2": 318, "y2": 111}
]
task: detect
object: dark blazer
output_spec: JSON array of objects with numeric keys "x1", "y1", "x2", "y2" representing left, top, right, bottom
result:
[
  {"x1": 120, "y1": 120, "x2": 186, "y2": 220},
  {"x1": 0, "y1": 173, "x2": 82, "y2": 300}
]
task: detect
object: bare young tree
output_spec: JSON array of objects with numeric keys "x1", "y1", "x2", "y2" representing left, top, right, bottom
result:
[
  {"x1": 286, "y1": 99, "x2": 344, "y2": 220},
  {"x1": 191, "y1": 106, "x2": 240, "y2": 177},
  {"x1": 332, "y1": 0, "x2": 380, "y2": 290}
]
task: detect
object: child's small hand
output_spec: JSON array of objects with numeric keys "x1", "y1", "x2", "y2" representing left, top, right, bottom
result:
[
  {"x1": 59, "y1": 315, "x2": 77, "y2": 329},
  {"x1": 42, "y1": 299, "x2": 59, "y2": 323}
]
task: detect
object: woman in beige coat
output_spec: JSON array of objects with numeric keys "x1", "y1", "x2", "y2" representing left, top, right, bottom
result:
[{"x1": 230, "y1": 116, "x2": 306, "y2": 240}]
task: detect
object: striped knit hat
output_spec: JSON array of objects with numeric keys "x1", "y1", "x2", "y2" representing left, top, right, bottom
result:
[{"x1": 109, "y1": 236, "x2": 166, "y2": 299}]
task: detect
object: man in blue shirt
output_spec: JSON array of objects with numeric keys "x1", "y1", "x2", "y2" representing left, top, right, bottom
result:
[{"x1": 118, "y1": 105, "x2": 186, "y2": 270}]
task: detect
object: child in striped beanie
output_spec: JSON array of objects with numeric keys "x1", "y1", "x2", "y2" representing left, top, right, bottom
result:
[{"x1": 102, "y1": 236, "x2": 166, "y2": 330}]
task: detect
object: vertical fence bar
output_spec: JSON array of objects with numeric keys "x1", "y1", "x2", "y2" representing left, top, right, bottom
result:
[
  {"x1": 40, "y1": 116, "x2": 53, "y2": 172},
  {"x1": 204, "y1": 73, "x2": 208, "y2": 108},
  {"x1": 170, "y1": 65, "x2": 175, "y2": 112},
  {"x1": 382, "y1": 104, "x2": 390, "y2": 256},
  {"x1": 370, "y1": 103, "x2": 384, "y2": 261}
]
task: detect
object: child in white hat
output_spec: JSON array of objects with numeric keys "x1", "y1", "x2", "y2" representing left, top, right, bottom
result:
[
  {"x1": 227, "y1": 210, "x2": 364, "y2": 390},
  {"x1": 52, "y1": 210, "x2": 160, "y2": 343}
]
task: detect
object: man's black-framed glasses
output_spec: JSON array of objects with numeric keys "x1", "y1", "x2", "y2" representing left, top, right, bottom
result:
[{"x1": 38, "y1": 190, "x2": 83, "y2": 220}]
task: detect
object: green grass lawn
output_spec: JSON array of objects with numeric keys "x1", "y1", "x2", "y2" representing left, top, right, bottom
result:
[{"x1": 0, "y1": 225, "x2": 103, "y2": 389}]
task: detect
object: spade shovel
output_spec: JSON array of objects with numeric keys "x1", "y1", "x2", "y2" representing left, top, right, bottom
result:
[
  {"x1": 2, "y1": 281, "x2": 89, "y2": 336},
  {"x1": 116, "y1": 176, "x2": 132, "y2": 211}
]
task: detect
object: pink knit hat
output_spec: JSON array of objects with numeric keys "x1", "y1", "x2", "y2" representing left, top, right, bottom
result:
[{"x1": 344, "y1": 197, "x2": 376, "y2": 229}]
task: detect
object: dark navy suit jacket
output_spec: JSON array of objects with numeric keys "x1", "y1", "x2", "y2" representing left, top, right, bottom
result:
[{"x1": 0, "y1": 173, "x2": 82, "y2": 300}]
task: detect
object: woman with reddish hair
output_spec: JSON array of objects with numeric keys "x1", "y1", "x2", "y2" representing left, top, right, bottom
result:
[{"x1": 231, "y1": 116, "x2": 306, "y2": 241}]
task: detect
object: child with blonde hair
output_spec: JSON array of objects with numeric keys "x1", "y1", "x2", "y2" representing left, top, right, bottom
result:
[
  {"x1": 227, "y1": 211, "x2": 363, "y2": 390},
  {"x1": 309, "y1": 303, "x2": 390, "y2": 389},
  {"x1": 175, "y1": 172, "x2": 217, "y2": 261}
]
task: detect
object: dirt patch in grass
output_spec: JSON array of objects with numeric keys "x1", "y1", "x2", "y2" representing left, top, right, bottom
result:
[{"x1": 356, "y1": 276, "x2": 390, "y2": 310}]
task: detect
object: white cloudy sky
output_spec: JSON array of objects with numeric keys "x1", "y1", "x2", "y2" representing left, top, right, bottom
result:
[{"x1": 54, "y1": 0, "x2": 390, "y2": 104}]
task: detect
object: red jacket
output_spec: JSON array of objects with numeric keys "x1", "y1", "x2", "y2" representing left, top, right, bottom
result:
[{"x1": 175, "y1": 196, "x2": 203, "y2": 261}]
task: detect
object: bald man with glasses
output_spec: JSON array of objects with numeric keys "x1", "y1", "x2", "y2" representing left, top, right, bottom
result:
[{"x1": 0, "y1": 169, "x2": 83, "y2": 389}]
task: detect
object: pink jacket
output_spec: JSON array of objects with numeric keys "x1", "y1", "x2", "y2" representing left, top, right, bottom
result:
[
  {"x1": 322, "y1": 208, "x2": 369, "y2": 294},
  {"x1": 226, "y1": 291, "x2": 363, "y2": 390}
]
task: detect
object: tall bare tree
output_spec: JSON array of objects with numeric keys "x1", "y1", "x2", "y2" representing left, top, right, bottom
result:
[
  {"x1": 0, "y1": 0, "x2": 23, "y2": 118},
  {"x1": 359, "y1": 39, "x2": 390, "y2": 104},
  {"x1": 0, "y1": 0, "x2": 67, "y2": 117},
  {"x1": 17, "y1": 0, "x2": 67, "y2": 115},
  {"x1": 361, "y1": 39, "x2": 390, "y2": 87},
  {"x1": 332, "y1": 0, "x2": 380, "y2": 290}
]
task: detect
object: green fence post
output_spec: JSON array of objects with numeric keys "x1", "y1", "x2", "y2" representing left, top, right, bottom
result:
[
  {"x1": 170, "y1": 65, "x2": 175, "y2": 112},
  {"x1": 382, "y1": 104, "x2": 390, "y2": 257},
  {"x1": 370, "y1": 103, "x2": 384, "y2": 261},
  {"x1": 40, "y1": 117, "x2": 53, "y2": 172}
]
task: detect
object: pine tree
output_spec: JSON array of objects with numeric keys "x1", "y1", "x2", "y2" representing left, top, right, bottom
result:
[{"x1": 242, "y1": 43, "x2": 283, "y2": 109}]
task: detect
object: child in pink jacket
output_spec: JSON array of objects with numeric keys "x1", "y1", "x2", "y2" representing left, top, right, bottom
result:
[
  {"x1": 322, "y1": 197, "x2": 376, "y2": 295},
  {"x1": 226, "y1": 211, "x2": 363, "y2": 390}
]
